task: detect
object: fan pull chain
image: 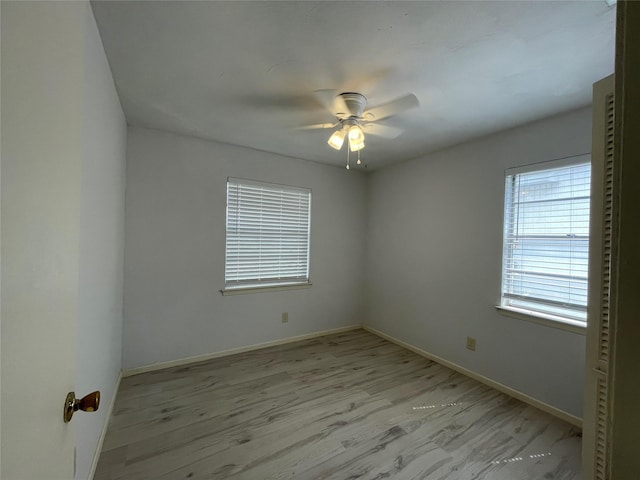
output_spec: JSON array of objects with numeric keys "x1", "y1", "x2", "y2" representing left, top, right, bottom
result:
[
  {"x1": 357, "y1": 150, "x2": 361, "y2": 165},
  {"x1": 346, "y1": 148, "x2": 350, "y2": 170}
]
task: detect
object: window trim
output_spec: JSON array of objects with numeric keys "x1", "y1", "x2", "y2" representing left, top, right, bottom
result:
[
  {"x1": 223, "y1": 177, "x2": 312, "y2": 293},
  {"x1": 221, "y1": 283, "x2": 312, "y2": 296},
  {"x1": 496, "y1": 305, "x2": 586, "y2": 335},
  {"x1": 498, "y1": 153, "x2": 591, "y2": 327}
]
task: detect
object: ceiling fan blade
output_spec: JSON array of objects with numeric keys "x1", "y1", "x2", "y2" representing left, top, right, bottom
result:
[
  {"x1": 362, "y1": 93, "x2": 419, "y2": 122},
  {"x1": 313, "y1": 89, "x2": 339, "y2": 115},
  {"x1": 313, "y1": 89, "x2": 352, "y2": 118},
  {"x1": 296, "y1": 122, "x2": 338, "y2": 130},
  {"x1": 333, "y1": 94, "x2": 350, "y2": 119},
  {"x1": 362, "y1": 123, "x2": 403, "y2": 139}
]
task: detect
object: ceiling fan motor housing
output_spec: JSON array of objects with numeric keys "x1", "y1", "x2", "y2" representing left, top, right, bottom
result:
[{"x1": 337, "y1": 92, "x2": 367, "y2": 120}]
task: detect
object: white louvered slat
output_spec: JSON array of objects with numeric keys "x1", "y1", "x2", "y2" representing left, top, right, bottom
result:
[
  {"x1": 583, "y1": 74, "x2": 614, "y2": 480},
  {"x1": 595, "y1": 375, "x2": 609, "y2": 480},
  {"x1": 225, "y1": 178, "x2": 311, "y2": 289},
  {"x1": 592, "y1": 92, "x2": 615, "y2": 480},
  {"x1": 599, "y1": 93, "x2": 615, "y2": 364}
]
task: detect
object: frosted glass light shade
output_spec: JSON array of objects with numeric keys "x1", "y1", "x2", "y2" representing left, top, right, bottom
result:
[
  {"x1": 349, "y1": 139, "x2": 365, "y2": 152},
  {"x1": 348, "y1": 125, "x2": 365, "y2": 151},
  {"x1": 349, "y1": 125, "x2": 364, "y2": 142},
  {"x1": 327, "y1": 129, "x2": 346, "y2": 150}
]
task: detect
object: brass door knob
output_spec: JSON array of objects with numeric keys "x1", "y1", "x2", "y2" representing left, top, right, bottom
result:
[{"x1": 63, "y1": 391, "x2": 100, "y2": 423}]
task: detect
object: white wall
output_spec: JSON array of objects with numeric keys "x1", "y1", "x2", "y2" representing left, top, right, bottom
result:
[
  {"x1": 365, "y1": 107, "x2": 592, "y2": 418},
  {"x1": 75, "y1": 5, "x2": 126, "y2": 480},
  {"x1": 123, "y1": 127, "x2": 367, "y2": 369}
]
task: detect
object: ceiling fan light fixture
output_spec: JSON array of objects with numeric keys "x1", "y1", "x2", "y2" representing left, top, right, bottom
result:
[
  {"x1": 348, "y1": 125, "x2": 365, "y2": 152},
  {"x1": 302, "y1": 89, "x2": 417, "y2": 168},
  {"x1": 349, "y1": 124, "x2": 364, "y2": 141},
  {"x1": 349, "y1": 139, "x2": 365, "y2": 152},
  {"x1": 327, "y1": 129, "x2": 346, "y2": 150}
]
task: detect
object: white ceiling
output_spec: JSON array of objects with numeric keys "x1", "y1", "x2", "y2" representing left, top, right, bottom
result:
[{"x1": 91, "y1": 1, "x2": 615, "y2": 170}]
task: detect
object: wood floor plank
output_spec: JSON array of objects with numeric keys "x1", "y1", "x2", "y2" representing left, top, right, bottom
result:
[{"x1": 95, "y1": 329, "x2": 582, "y2": 480}]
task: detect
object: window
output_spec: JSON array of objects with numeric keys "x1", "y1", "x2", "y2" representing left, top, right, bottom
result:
[
  {"x1": 224, "y1": 178, "x2": 311, "y2": 291},
  {"x1": 500, "y1": 156, "x2": 591, "y2": 325}
]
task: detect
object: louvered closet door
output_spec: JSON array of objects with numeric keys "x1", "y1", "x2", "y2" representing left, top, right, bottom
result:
[{"x1": 583, "y1": 74, "x2": 616, "y2": 480}]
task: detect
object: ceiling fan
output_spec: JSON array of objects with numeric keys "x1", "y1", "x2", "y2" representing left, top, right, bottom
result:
[{"x1": 299, "y1": 90, "x2": 420, "y2": 168}]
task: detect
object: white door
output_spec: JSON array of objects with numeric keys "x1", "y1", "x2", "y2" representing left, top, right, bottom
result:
[
  {"x1": 583, "y1": 74, "x2": 615, "y2": 480},
  {"x1": 1, "y1": 2, "x2": 90, "y2": 478}
]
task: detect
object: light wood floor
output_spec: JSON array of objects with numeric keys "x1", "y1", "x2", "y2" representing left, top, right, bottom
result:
[{"x1": 95, "y1": 329, "x2": 582, "y2": 479}]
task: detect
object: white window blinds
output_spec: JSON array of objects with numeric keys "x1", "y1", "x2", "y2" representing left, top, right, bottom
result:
[
  {"x1": 225, "y1": 178, "x2": 311, "y2": 289},
  {"x1": 501, "y1": 159, "x2": 591, "y2": 322}
]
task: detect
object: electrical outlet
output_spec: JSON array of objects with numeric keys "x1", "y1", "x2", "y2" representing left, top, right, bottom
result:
[
  {"x1": 466, "y1": 337, "x2": 476, "y2": 351},
  {"x1": 282, "y1": 312, "x2": 288, "y2": 323}
]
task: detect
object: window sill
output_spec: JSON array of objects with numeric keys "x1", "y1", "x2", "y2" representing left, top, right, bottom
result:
[
  {"x1": 495, "y1": 306, "x2": 586, "y2": 335},
  {"x1": 221, "y1": 283, "x2": 312, "y2": 296}
]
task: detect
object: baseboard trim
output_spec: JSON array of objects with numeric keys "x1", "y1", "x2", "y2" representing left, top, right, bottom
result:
[
  {"x1": 88, "y1": 371, "x2": 122, "y2": 480},
  {"x1": 122, "y1": 325, "x2": 362, "y2": 377},
  {"x1": 362, "y1": 325, "x2": 583, "y2": 429}
]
